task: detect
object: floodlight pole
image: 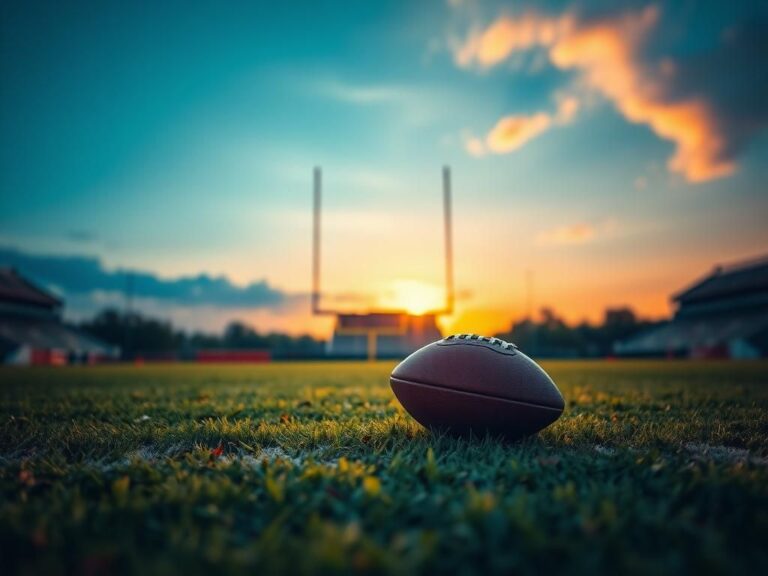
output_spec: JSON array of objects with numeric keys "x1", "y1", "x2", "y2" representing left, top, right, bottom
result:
[{"x1": 443, "y1": 166, "x2": 454, "y2": 315}]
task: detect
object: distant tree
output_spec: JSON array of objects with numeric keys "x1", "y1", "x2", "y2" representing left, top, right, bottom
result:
[
  {"x1": 182, "y1": 324, "x2": 325, "y2": 359},
  {"x1": 598, "y1": 307, "x2": 657, "y2": 356},
  {"x1": 79, "y1": 308, "x2": 183, "y2": 360},
  {"x1": 186, "y1": 332, "x2": 221, "y2": 350},
  {"x1": 223, "y1": 321, "x2": 270, "y2": 349},
  {"x1": 604, "y1": 307, "x2": 636, "y2": 327},
  {"x1": 496, "y1": 305, "x2": 658, "y2": 358},
  {"x1": 218, "y1": 322, "x2": 325, "y2": 358}
]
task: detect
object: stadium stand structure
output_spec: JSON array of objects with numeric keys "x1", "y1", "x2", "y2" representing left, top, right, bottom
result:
[
  {"x1": 615, "y1": 255, "x2": 768, "y2": 358},
  {"x1": 0, "y1": 268, "x2": 116, "y2": 365}
]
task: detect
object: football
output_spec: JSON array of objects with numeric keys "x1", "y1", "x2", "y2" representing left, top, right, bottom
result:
[{"x1": 390, "y1": 334, "x2": 565, "y2": 439}]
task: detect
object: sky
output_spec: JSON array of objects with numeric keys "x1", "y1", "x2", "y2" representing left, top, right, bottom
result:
[{"x1": 1, "y1": 0, "x2": 767, "y2": 337}]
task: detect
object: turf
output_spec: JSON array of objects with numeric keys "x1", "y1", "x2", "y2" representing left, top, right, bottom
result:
[{"x1": 1, "y1": 361, "x2": 767, "y2": 575}]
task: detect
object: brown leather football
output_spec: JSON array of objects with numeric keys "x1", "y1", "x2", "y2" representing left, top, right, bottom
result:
[{"x1": 390, "y1": 334, "x2": 564, "y2": 438}]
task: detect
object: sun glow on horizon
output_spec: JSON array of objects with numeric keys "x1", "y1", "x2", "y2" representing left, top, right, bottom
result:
[{"x1": 378, "y1": 279, "x2": 446, "y2": 316}]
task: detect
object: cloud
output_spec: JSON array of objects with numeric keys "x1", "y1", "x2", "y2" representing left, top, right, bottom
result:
[
  {"x1": 455, "y1": 6, "x2": 768, "y2": 182},
  {"x1": 464, "y1": 135, "x2": 486, "y2": 157},
  {"x1": 465, "y1": 93, "x2": 580, "y2": 155},
  {"x1": 537, "y1": 223, "x2": 596, "y2": 245},
  {"x1": 0, "y1": 246, "x2": 286, "y2": 309},
  {"x1": 536, "y1": 220, "x2": 617, "y2": 246},
  {"x1": 555, "y1": 95, "x2": 579, "y2": 123},
  {"x1": 455, "y1": 11, "x2": 575, "y2": 68},
  {"x1": 308, "y1": 76, "x2": 457, "y2": 128},
  {"x1": 313, "y1": 79, "x2": 407, "y2": 105},
  {"x1": 486, "y1": 112, "x2": 552, "y2": 153}
]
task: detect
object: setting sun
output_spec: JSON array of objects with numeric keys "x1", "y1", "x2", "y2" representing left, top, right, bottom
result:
[{"x1": 378, "y1": 279, "x2": 446, "y2": 315}]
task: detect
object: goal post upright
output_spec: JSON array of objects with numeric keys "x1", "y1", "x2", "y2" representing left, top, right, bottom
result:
[
  {"x1": 443, "y1": 165, "x2": 454, "y2": 316},
  {"x1": 312, "y1": 166, "x2": 323, "y2": 315}
]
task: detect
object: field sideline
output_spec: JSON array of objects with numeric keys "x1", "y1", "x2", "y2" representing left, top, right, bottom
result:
[{"x1": 1, "y1": 361, "x2": 768, "y2": 575}]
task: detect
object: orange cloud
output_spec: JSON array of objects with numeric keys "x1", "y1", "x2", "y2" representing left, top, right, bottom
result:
[
  {"x1": 486, "y1": 112, "x2": 552, "y2": 153},
  {"x1": 466, "y1": 93, "x2": 580, "y2": 156},
  {"x1": 537, "y1": 219, "x2": 619, "y2": 245},
  {"x1": 456, "y1": 6, "x2": 736, "y2": 182},
  {"x1": 555, "y1": 94, "x2": 579, "y2": 123},
  {"x1": 455, "y1": 12, "x2": 574, "y2": 68},
  {"x1": 464, "y1": 135, "x2": 486, "y2": 157},
  {"x1": 536, "y1": 223, "x2": 596, "y2": 245}
]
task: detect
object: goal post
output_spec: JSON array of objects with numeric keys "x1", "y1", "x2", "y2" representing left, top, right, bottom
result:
[{"x1": 311, "y1": 166, "x2": 455, "y2": 360}]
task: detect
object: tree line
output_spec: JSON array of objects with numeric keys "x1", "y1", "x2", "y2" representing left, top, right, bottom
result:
[
  {"x1": 494, "y1": 306, "x2": 660, "y2": 358},
  {"x1": 78, "y1": 305, "x2": 658, "y2": 360},
  {"x1": 78, "y1": 308, "x2": 325, "y2": 360}
]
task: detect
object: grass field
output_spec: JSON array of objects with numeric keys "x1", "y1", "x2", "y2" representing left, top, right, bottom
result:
[{"x1": 1, "y1": 361, "x2": 768, "y2": 575}]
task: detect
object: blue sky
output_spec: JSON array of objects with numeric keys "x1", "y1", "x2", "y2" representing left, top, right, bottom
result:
[{"x1": 1, "y1": 0, "x2": 767, "y2": 335}]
